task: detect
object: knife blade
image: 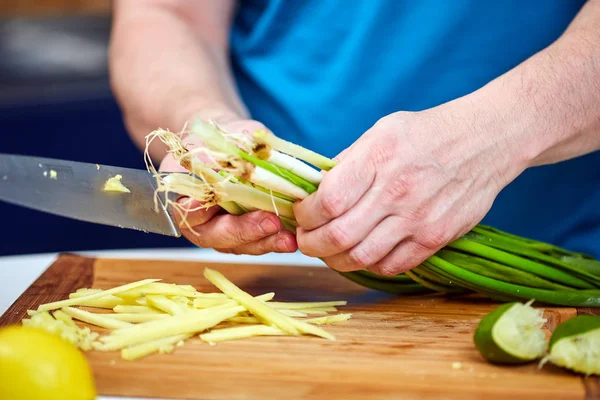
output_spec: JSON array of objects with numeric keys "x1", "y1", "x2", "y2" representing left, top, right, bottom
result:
[{"x1": 0, "y1": 153, "x2": 181, "y2": 237}]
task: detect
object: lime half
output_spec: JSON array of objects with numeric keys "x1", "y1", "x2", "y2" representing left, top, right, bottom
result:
[
  {"x1": 543, "y1": 315, "x2": 600, "y2": 375},
  {"x1": 474, "y1": 300, "x2": 548, "y2": 364}
]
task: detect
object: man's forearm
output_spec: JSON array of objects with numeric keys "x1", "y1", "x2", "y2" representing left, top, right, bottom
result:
[
  {"x1": 109, "y1": 0, "x2": 247, "y2": 161},
  {"x1": 465, "y1": 0, "x2": 600, "y2": 171}
]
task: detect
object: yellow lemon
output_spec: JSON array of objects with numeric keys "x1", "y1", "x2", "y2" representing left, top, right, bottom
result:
[{"x1": 0, "y1": 324, "x2": 96, "y2": 400}]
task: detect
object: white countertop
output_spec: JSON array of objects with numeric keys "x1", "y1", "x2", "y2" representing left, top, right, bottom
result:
[{"x1": 0, "y1": 248, "x2": 325, "y2": 400}]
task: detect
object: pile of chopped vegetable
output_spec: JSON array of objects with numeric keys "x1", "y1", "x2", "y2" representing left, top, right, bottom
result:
[
  {"x1": 144, "y1": 118, "x2": 600, "y2": 307},
  {"x1": 22, "y1": 268, "x2": 351, "y2": 361}
]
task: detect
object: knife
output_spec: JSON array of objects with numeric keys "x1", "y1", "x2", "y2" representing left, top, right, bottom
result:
[{"x1": 0, "y1": 153, "x2": 181, "y2": 237}]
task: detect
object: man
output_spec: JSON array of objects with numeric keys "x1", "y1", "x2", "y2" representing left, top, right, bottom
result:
[{"x1": 109, "y1": 0, "x2": 600, "y2": 276}]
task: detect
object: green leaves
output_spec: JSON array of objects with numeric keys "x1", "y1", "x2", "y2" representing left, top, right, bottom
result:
[{"x1": 343, "y1": 226, "x2": 600, "y2": 307}]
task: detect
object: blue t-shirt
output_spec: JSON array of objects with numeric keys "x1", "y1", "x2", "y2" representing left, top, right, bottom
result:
[{"x1": 228, "y1": 0, "x2": 600, "y2": 258}]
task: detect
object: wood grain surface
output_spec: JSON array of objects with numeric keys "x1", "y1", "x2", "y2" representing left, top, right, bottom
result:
[
  {"x1": 1, "y1": 254, "x2": 598, "y2": 400},
  {"x1": 0, "y1": 0, "x2": 111, "y2": 17}
]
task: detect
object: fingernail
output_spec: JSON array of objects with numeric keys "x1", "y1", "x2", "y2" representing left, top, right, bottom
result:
[{"x1": 259, "y1": 218, "x2": 279, "y2": 234}]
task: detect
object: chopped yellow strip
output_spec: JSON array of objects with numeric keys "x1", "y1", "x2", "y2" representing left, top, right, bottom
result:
[
  {"x1": 118, "y1": 283, "x2": 197, "y2": 298},
  {"x1": 228, "y1": 316, "x2": 260, "y2": 324},
  {"x1": 192, "y1": 298, "x2": 230, "y2": 308},
  {"x1": 135, "y1": 297, "x2": 149, "y2": 306},
  {"x1": 297, "y1": 310, "x2": 328, "y2": 316},
  {"x1": 204, "y1": 268, "x2": 300, "y2": 336},
  {"x1": 200, "y1": 314, "x2": 352, "y2": 343},
  {"x1": 291, "y1": 320, "x2": 336, "y2": 341},
  {"x1": 305, "y1": 313, "x2": 352, "y2": 325},
  {"x1": 177, "y1": 284, "x2": 197, "y2": 292},
  {"x1": 49, "y1": 170, "x2": 57, "y2": 179},
  {"x1": 199, "y1": 324, "x2": 285, "y2": 343},
  {"x1": 103, "y1": 174, "x2": 130, "y2": 193},
  {"x1": 299, "y1": 307, "x2": 338, "y2": 313},
  {"x1": 204, "y1": 268, "x2": 336, "y2": 340},
  {"x1": 69, "y1": 288, "x2": 102, "y2": 297},
  {"x1": 61, "y1": 307, "x2": 133, "y2": 330},
  {"x1": 146, "y1": 295, "x2": 192, "y2": 315},
  {"x1": 52, "y1": 309, "x2": 77, "y2": 328},
  {"x1": 277, "y1": 309, "x2": 307, "y2": 317},
  {"x1": 170, "y1": 296, "x2": 192, "y2": 306},
  {"x1": 111, "y1": 303, "x2": 244, "y2": 337},
  {"x1": 121, "y1": 333, "x2": 193, "y2": 361},
  {"x1": 192, "y1": 292, "x2": 274, "y2": 309},
  {"x1": 69, "y1": 290, "x2": 128, "y2": 307},
  {"x1": 103, "y1": 313, "x2": 170, "y2": 323},
  {"x1": 192, "y1": 293, "x2": 230, "y2": 299},
  {"x1": 113, "y1": 305, "x2": 163, "y2": 314},
  {"x1": 38, "y1": 279, "x2": 160, "y2": 311},
  {"x1": 192, "y1": 291, "x2": 275, "y2": 300},
  {"x1": 75, "y1": 297, "x2": 127, "y2": 309},
  {"x1": 266, "y1": 301, "x2": 347, "y2": 310},
  {"x1": 96, "y1": 307, "x2": 243, "y2": 351}
]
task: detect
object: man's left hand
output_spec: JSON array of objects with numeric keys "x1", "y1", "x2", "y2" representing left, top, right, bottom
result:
[{"x1": 294, "y1": 102, "x2": 528, "y2": 276}]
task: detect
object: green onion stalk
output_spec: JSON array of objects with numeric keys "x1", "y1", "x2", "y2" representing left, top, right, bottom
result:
[{"x1": 144, "y1": 118, "x2": 600, "y2": 307}]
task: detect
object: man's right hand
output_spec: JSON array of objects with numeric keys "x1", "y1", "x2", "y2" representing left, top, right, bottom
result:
[
  {"x1": 159, "y1": 119, "x2": 298, "y2": 256},
  {"x1": 110, "y1": 1, "x2": 295, "y2": 255}
]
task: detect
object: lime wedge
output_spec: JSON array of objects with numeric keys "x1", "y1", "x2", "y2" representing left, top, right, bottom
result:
[
  {"x1": 474, "y1": 300, "x2": 548, "y2": 364},
  {"x1": 543, "y1": 315, "x2": 600, "y2": 375}
]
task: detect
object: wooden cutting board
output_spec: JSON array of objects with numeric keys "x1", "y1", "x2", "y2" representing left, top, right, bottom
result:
[{"x1": 1, "y1": 254, "x2": 598, "y2": 400}]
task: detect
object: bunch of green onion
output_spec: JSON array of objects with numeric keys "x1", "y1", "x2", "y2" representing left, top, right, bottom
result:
[{"x1": 145, "y1": 118, "x2": 600, "y2": 308}]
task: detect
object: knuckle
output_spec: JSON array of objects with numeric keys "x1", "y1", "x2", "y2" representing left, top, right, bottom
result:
[
  {"x1": 418, "y1": 225, "x2": 449, "y2": 251},
  {"x1": 373, "y1": 116, "x2": 394, "y2": 131},
  {"x1": 326, "y1": 223, "x2": 352, "y2": 250},
  {"x1": 319, "y1": 191, "x2": 344, "y2": 219},
  {"x1": 382, "y1": 176, "x2": 414, "y2": 202},
  {"x1": 367, "y1": 143, "x2": 395, "y2": 170},
  {"x1": 371, "y1": 262, "x2": 400, "y2": 277},
  {"x1": 372, "y1": 112, "x2": 411, "y2": 137},
  {"x1": 348, "y1": 247, "x2": 374, "y2": 269},
  {"x1": 407, "y1": 204, "x2": 429, "y2": 223}
]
